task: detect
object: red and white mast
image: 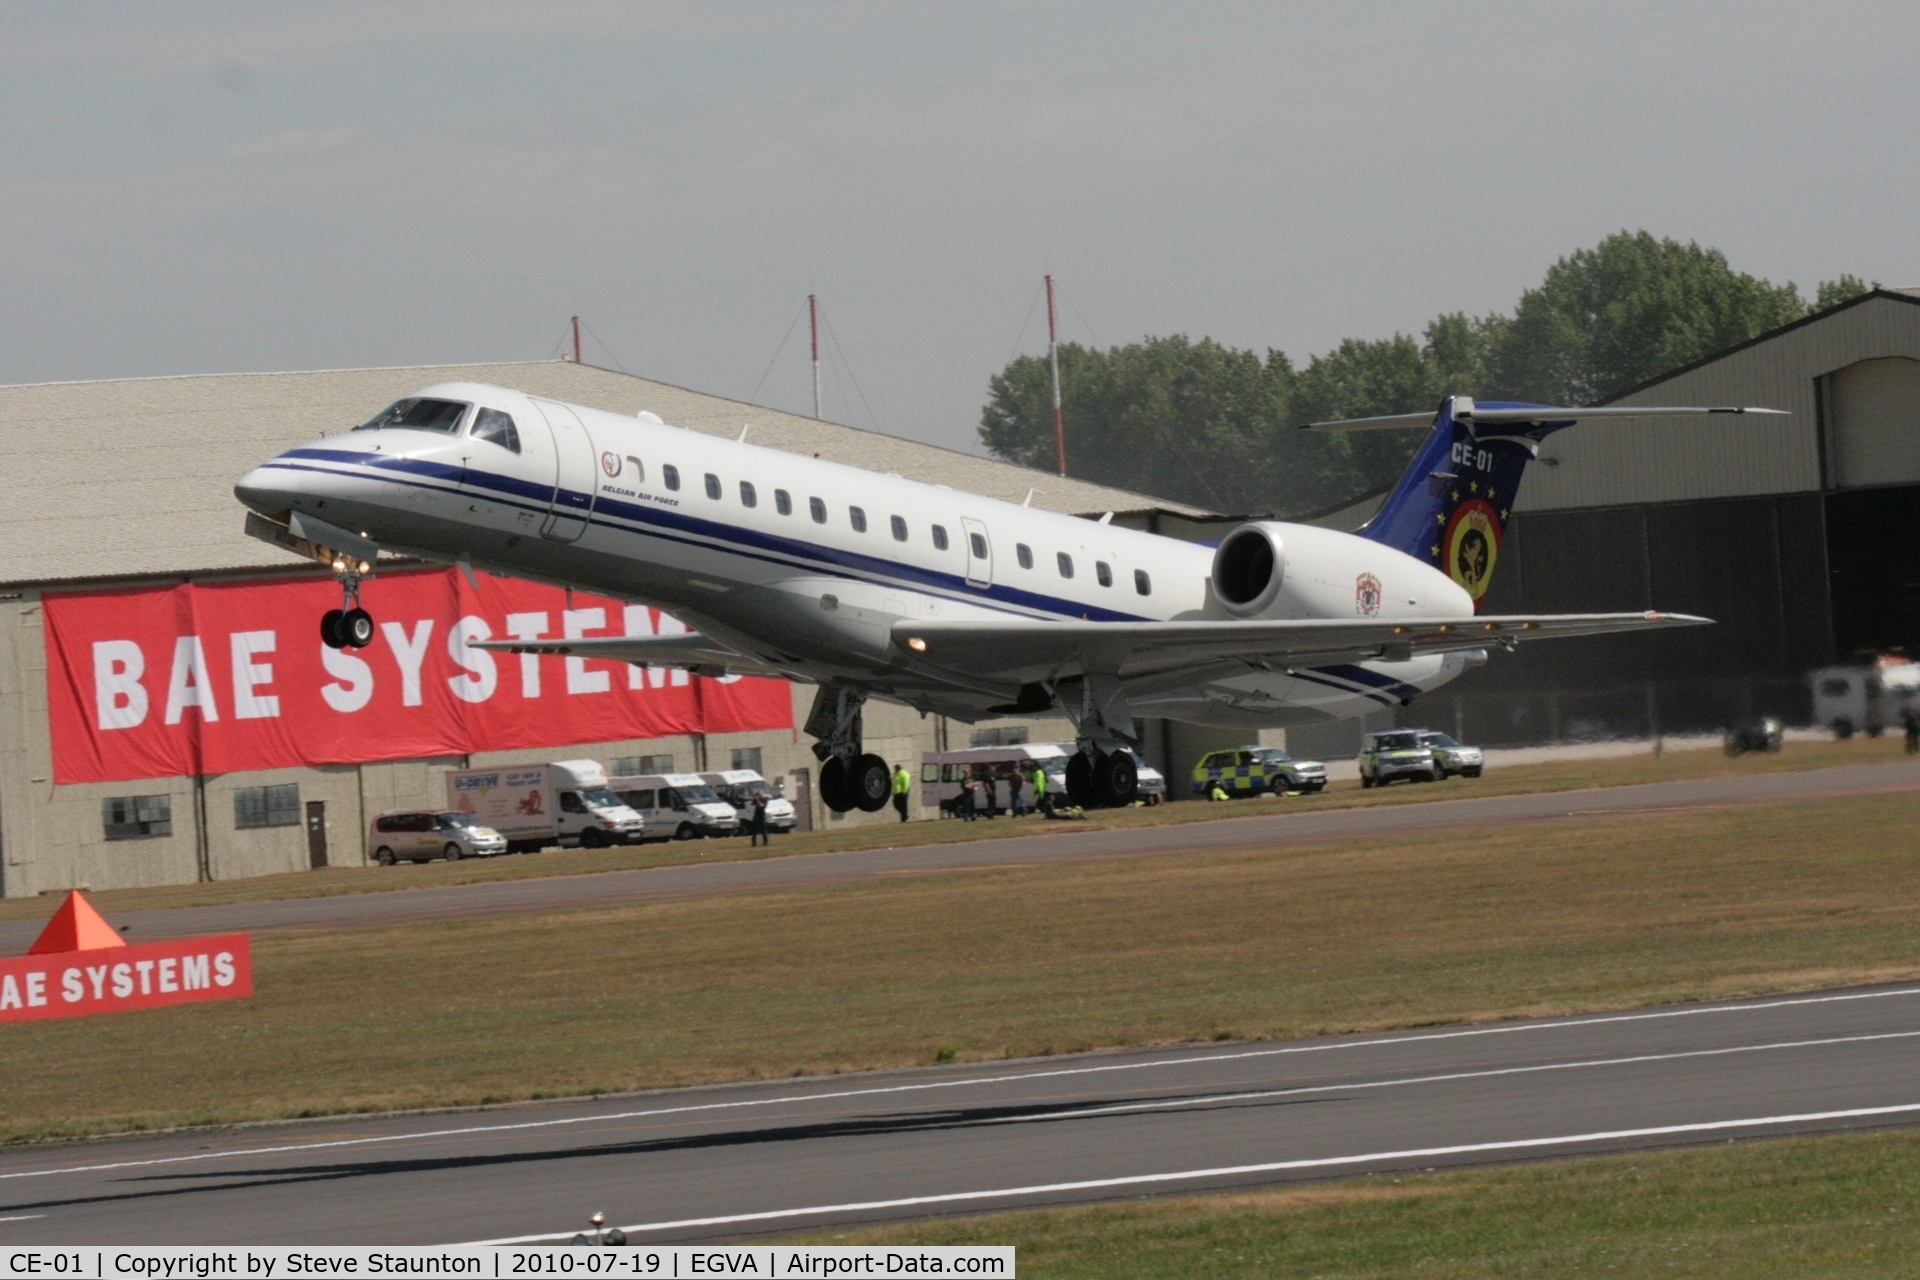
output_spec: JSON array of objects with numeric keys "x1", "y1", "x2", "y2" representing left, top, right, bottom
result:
[
  {"x1": 809, "y1": 294, "x2": 822, "y2": 419},
  {"x1": 1046, "y1": 275, "x2": 1065, "y2": 476}
]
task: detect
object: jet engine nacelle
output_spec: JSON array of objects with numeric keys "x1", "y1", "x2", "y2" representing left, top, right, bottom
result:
[{"x1": 1210, "y1": 522, "x2": 1289, "y2": 618}]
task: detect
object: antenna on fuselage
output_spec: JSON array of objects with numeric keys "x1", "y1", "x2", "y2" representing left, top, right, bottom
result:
[{"x1": 571, "y1": 315, "x2": 581, "y2": 364}]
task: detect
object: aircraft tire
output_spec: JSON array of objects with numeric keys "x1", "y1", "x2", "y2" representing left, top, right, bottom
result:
[
  {"x1": 320, "y1": 610, "x2": 345, "y2": 649},
  {"x1": 818, "y1": 755, "x2": 852, "y2": 812},
  {"x1": 851, "y1": 753, "x2": 892, "y2": 812},
  {"x1": 1065, "y1": 751, "x2": 1095, "y2": 808},
  {"x1": 342, "y1": 608, "x2": 376, "y2": 648},
  {"x1": 1093, "y1": 750, "x2": 1137, "y2": 807}
]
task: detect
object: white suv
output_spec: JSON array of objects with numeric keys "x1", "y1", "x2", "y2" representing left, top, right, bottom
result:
[
  {"x1": 1416, "y1": 730, "x2": 1484, "y2": 779},
  {"x1": 1358, "y1": 731, "x2": 1440, "y2": 788}
]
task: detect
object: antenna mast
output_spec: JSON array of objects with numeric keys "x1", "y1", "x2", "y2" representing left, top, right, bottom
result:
[
  {"x1": 809, "y1": 294, "x2": 822, "y2": 419},
  {"x1": 1046, "y1": 274, "x2": 1065, "y2": 476},
  {"x1": 571, "y1": 315, "x2": 582, "y2": 364}
]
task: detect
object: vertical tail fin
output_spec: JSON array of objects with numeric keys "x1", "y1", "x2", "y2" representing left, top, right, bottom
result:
[{"x1": 1305, "y1": 397, "x2": 1784, "y2": 610}]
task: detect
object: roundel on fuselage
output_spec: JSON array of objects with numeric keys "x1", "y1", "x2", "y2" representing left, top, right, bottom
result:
[{"x1": 1442, "y1": 499, "x2": 1500, "y2": 602}]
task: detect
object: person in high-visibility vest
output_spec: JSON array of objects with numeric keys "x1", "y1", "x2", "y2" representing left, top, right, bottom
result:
[
  {"x1": 1032, "y1": 764, "x2": 1052, "y2": 817},
  {"x1": 891, "y1": 763, "x2": 913, "y2": 822},
  {"x1": 1209, "y1": 780, "x2": 1230, "y2": 802}
]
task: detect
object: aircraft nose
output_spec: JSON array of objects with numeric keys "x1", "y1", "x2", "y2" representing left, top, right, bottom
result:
[{"x1": 234, "y1": 463, "x2": 297, "y2": 517}]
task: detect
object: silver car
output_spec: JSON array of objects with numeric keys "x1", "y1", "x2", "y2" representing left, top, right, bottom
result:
[
  {"x1": 1415, "y1": 730, "x2": 1485, "y2": 779},
  {"x1": 368, "y1": 810, "x2": 509, "y2": 864}
]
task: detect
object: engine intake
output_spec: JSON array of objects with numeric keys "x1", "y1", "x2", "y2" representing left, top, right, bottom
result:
[{"x1": 1210, "y1": 523, "x2": 1287, "y2": 617}]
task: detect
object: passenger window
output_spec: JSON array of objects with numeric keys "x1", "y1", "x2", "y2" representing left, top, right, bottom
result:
[
  {"x1": 775, "y1": 489, "x2": 793, "y2": 516},
  {"x1": 1016, "y1": 543, "x2": 1033, "y2": 569},
  {"x1": 740, "y1": 480, "x2": 757, "y2": 508},
  {"x1": 1057, "y1": 552, "x2": 1075, "y2": 579},
  {"x1": 932, "y1": 525, "x2": 949, "y2": 551},
  {"x1": 1096, "y1": 561, "x2": 1113, "y2": 587},
  {"x1": 969, "y1": 532, "x2": 988, "y2": 559},
  {"x1": 471, "y1": 408, "x2": 521, "y2": 453},
  {"x1": 632, "y1": 790, "x2": 655, "y2": 809},
  {"x1": 1134, "y1": 568, "x2": 1151, "y2": 595},
  {"x1": 376, "y1": 816, "x2": 397, "y2": 833},
  {"x1": 705, "y1": 473, "x2": 722, "y2": 500},
  {"x1": 810, "y1": 497, "x2": 827, "y2": 524},
  {"x1": 891, "y1": 515, "x2": 908, "y2": 542},
  {"x1": 850, "y1": 506, "x2": 867, "y2": 533},
  {"x1": 663, "y1": 465, "x2": 681, "y2": 491}
]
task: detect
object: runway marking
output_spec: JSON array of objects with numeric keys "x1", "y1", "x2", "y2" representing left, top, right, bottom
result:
[
  {"x1": 0, "y1": 1215, "x2": 47, "y2": 1222},
  {"x1": 1000, "y1": 1029, "x2": 1920, "y2": 1123},
  {"x1": 473, "y1": 1101, "x2": 1920, "y2": 1243},
  {"x1": 2, "y1": 985, "x2": 1915, "y2": 1183}
]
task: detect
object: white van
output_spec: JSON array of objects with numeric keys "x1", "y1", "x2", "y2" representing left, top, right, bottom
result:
[
  {"x1": 921, "y1": 743, "x2": 1069, "y2": 815},
  {"x1": 610, "y1": 773, "x2": 741, "y2": 841},
  {"x1": 699, "y1": 770, "x2": 797, "y2": 833},
  {"x1": 1812, "y1": 661, "x2": 1920, "y2": 738}
]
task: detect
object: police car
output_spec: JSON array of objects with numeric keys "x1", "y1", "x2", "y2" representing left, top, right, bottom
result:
[{"x1": 1190, "y1": 746, "x2": 1328, "y2": 798}]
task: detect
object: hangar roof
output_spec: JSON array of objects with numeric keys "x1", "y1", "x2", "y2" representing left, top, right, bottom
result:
[
  {"x1": 1517, "y1": 289, "x2": 1920, "y2": 513},
  {"x1": 0, "y1": 360, "x2": 1200, "y2": 588}
]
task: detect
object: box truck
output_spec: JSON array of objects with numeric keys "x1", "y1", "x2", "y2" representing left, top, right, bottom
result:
[{"x1": 445, "y1": 759, "x2": 646, "y2": 850}]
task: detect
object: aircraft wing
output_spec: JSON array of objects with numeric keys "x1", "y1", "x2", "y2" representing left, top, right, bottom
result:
[
  {"x1": 893, "y1": 612, "x2": 1710, "y2": 684},
  {"x1": 471, "y1": 632, "x2": 790, "y2": 678}
]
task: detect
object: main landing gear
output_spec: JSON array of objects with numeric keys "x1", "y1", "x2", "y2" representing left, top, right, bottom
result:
[
  {"x1": 806, "y1": 686, "x2": 891, "y2": 814},
  {"x1": 319, "y1": 558, "x2": 376, "y2": 650},
  {"x1": 1064, "y1": 744, "x2": 1138, "y2": 809}
]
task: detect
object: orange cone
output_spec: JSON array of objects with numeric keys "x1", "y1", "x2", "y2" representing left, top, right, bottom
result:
[{"x1": 27, "y1": 890, "x2": 127, "y2": 955}]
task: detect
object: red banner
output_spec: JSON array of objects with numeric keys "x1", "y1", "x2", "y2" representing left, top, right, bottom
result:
[
  {"x1": 0, "y1": 935, "x2": 252, "y2": 1022},
  {"x1": 44, "y1": 569, "x2": 794, "y2": 784}
]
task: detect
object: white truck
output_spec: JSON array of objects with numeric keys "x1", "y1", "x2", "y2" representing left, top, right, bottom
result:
[
  {"x1": 1811, "y1": 661, "x2": 1920, "y2": 739},
  {"x1": 445, "y1": 759, "x2": 646, "y2": 850}
]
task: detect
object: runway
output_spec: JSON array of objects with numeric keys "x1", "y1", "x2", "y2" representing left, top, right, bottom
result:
[
  {"x1": 2, "y1": 982, "x2": 1917, "y2": 1244},
  {"x1": 2, "y1": 758, "x2": 1914, "y2": 952}
]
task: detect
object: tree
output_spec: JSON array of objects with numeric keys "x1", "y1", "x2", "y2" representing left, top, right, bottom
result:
[
  {"x1": 980, "y1": 233, "x2": 1870, "y2": 515},
  {"x1": 1816, "y1": 274, "x2": 1872, "y2": 310},
  {"x1": 1488, "y1": 232, "x2": 1805, "y2": 404}
]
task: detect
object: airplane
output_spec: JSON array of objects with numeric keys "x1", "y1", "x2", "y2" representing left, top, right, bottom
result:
[{"x1": 234, "y1": 387, "x2": 1782, "y2": 814}]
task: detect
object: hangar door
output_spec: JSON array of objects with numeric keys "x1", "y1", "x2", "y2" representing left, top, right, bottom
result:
[
  {"x1": 530, "y1": 398, "x2": 599, "y2": 542},
  {"x1": 1828, "y1": 357, "x2": 1920, "y2": 490}
]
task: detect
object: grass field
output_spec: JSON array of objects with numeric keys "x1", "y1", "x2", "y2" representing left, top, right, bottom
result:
[
  {"x1": 790, "y1": 1129, "x2": 1920, "y2": 1277},
  {"x1": 3, "y1": 788, "x2": 1917, "y2": 1143},
  {"x1": 0, "y1": 735, "x2": 1905, "y2": 922}
]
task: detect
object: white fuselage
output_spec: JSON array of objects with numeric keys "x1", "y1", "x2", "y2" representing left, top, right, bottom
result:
[{"x1": 236, "y1": 381, "x2": 1479, "y2": 728}]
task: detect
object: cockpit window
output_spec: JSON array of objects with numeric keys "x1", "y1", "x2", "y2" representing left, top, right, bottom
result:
[
  {"x1": 470, "y1": 408, "x2": 521, "y2": 453},
  {"x1": 355, "y1": 398, "x2": 470, "y2": 433}
]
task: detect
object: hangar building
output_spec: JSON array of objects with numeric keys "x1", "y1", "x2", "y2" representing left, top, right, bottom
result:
[
  {"x1": 1287, "y1": 287, "x2": 1920, "y2": 754},
  {"x1": 0, "y1": 360, "x2": 1211, "y2": 897}
]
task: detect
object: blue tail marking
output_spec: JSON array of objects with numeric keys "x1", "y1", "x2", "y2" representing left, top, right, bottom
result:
[{"x1": 1356, "y1": 396, "x2": 1577, "y2": 609}]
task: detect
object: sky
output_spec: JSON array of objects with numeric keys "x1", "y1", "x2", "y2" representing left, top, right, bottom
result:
[{"x1": 3, "y1": 2, "x2": 1916, "y2": 452}]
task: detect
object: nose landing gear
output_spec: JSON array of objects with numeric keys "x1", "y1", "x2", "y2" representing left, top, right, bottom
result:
[{"x1": 319, "y1": 558, "x2": 376, "y2": 650}]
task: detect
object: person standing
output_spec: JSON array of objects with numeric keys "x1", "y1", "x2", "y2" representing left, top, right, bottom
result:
[
  {"x1": 957, "y1": 776, "x2": 976, "y2": 821},
  {"x1": 749, "y1": 790, "x2": 771, "y2": 847},
  {"x1": 1032, "y1": 763, "x2": 1052, "y2": 817},
  {"x1": 1009, "y1": 767, "x2": 1027, "y2": 817},
  {"x1": 891, "y1": 761, "x2": 913, "y2": 822}
]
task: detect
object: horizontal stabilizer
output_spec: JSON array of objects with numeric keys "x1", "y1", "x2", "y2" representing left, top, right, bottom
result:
[
  {"x1": 893, "y1": 612, "x2": 1709, "y2": 685},
  {"x1": 1305, "y1": 400, "x2": 1787, "y2": 432},
  {"x1": 471, "y1": 632, "x2": 788, "y2": 678}
]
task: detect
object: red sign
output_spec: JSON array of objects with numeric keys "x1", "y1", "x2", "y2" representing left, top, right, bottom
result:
[
  {"x1": 0, "y1": 935, "x2": 252, "y2": 1023},
  {"x1": 44, "y1": 569, "x2": 793, "y2": 784}
]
